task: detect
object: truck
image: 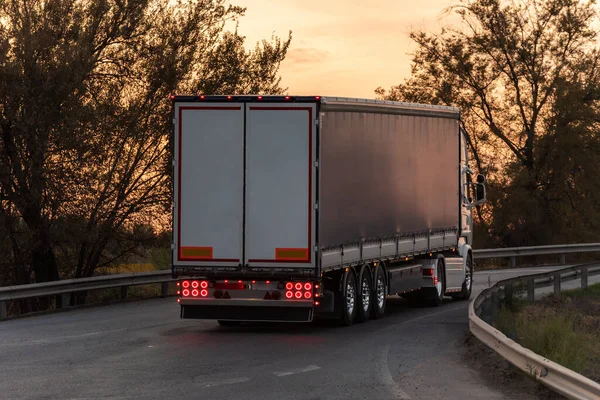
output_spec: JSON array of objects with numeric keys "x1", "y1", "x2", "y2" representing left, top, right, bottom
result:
[{"x1": 170, "y1": 95, "x2": 486, "y2": 326}]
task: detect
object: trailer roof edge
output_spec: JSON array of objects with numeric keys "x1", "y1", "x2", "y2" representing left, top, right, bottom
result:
[{"x1": 320, "y1": 97, "x2": 460, "y2": 119}]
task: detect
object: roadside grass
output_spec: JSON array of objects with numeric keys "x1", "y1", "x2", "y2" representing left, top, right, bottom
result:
[{"x1": 494, "y1": 283, "x2": 600, "y2": 383}]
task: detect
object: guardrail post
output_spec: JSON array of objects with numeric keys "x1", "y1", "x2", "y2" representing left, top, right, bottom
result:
[
  {"x1": 527, "y1": 278, "x2": 535, "y2": 303},
  {"x1": 58, "y1": 293, "x2": 71, "y2": 309},
  {"x1": 491, "y1": 291, "x2": 500, "y2": 322},
  {"x1": 121, "y1": 286, "x2": 128, "y2": 300},
  {"x1": 581, "y1": 266, "x2": 588, "y2": 289},
  {"x1": 505, "y1": 283, "x2": 514, "y2": 309},
  {"x1": 161, "y1": 282, "x2": 169, "y2": 297},
  {"x1": 554, "y1": 272, "x2": 561, "y2": 296},
  {"x1": 0, "y1": 301, "x2": 6, "y2": 320},
  {"x1": 509, "y1": 256, "x2": 516, "y2": 268},
  {"x1": 560, "y1": 253, "x2": 566, "y2": 264}
]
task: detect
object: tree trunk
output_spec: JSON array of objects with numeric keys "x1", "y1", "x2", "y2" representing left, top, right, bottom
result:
[{"x1": 30, "y1": 231, "x2": 60, "y2": 310}]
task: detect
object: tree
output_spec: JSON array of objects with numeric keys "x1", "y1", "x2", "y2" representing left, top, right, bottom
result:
[
  {"x1": 0, "y1": 0, "x2": 291, "y2": 291},
  {"x1": 376, "y1": 0, "x2": 600, "y2": 247}
]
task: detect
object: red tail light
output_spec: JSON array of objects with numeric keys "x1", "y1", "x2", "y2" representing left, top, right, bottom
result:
[
  {"x1": 182, "y1": 289, "x2": 190, "y2": 297},
  {"x1": 191, "y1": 281, "x2": 199, "y2": 289},
  {"x1": 182, "y1": 281, "x2": 190, "y2": 288},
  {"x1": 282, "y1": 281, "x2": 315, "y2": 301},
  {"x1": 200, "y1": 289, "x2": 208, "y2": 297},
  {"x1": 200, "y1": 281, "x2": 208, "y2": 289},
  {"x1": 191, "y1": 289, "x2": 199, "y2": 297},
  {"x1": 423, "y1": 269, "x2": 434, "y2": 276}
]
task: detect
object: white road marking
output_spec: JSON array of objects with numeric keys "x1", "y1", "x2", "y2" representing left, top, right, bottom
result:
[
  {"x1": 197, "y1": 377, "x2": 250, "y2": 388},
  {"x1": 377, "y1": 344, "x2": 411, "y2": 399},
  {"x1": 273, "y1": 365, "x2": 321, "y2": 377}
]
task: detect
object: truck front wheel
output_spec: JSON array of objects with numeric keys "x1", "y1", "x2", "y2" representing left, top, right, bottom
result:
[{"x1": 451, "y1": 253, "x2": 473, "y2": 301}]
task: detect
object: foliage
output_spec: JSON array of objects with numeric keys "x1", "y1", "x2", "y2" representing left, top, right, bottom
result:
[
  {"x1": 494, "y1": 283, "x2": 600, "y2": 381},
  {"x1": 376, "y1": 0, "x2": 600, "y2": 247},
  {"x1": 0, "y1": 0, "x2": 291, "y2": 293}
]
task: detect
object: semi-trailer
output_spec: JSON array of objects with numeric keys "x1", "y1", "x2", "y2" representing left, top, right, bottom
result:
[{"x1": 171, "y1": 95, "x2": 486, "y2": 326}]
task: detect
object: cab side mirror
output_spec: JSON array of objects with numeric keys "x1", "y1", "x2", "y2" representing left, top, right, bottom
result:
[{"x1": 475, "y1": 174, "x2": 486, "y2": 203}]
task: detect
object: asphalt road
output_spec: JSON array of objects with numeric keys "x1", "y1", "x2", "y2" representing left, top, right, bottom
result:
[{"x1": 0, "y1": 265, "x2": 584, "y2": 400}]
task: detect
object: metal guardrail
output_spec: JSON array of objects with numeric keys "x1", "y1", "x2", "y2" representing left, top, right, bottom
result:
[
  {"x1": 1, "y1": 242, "x2": 600, "y2": 321},
  {"x1": 469, "y1": 263, "x2": 600, "y2": 400},
  {"x1": 0, "y1": 271, "x2": 174, "y2": 320},
  {"x1": 472, "y1": 243, "x2": 600, "y2": 267}
]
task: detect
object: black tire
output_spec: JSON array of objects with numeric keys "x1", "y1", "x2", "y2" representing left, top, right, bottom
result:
[
  {"x1": 356, "y1": 265, "x2": 373, "y2": 323},
  {"x1": 217, "y1": 320, "x2": 241, "y2": 327},
  {"x1": 339, "y1": 268, "x2": 357, "y2": 326},
  {"x1": 452, "y1": 253, "x2": 473, "y2": 301},
  {"x1": 370, "y1": 264, "x2": 387, "y2": 319},
  {"x1": 421, "y1": 258, "x2": 445, "y2": 307}
]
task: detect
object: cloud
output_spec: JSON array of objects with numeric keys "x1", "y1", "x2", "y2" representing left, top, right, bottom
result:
[{"x1": 285, "y1": 47, "x2": 330, "y2": 65}]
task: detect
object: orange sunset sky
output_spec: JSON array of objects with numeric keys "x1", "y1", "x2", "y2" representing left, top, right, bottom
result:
[{"x1": 233, "y1": 0, "x2": 460, "y2": 98}]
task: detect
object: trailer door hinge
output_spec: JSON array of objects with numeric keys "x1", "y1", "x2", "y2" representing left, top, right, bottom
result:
[
  {"x1": 172, "y1": 158, "x2": 176, "y2": 167},
  {"x1": 315, "y1": 118, "x2": 319, "y2": 126},
  {"x1": 314, "y1": 245, "x2": 319, "y2": 252},
  {"x1": 172, "y1": 118, "x2": 177, "y2": 125},
  {"x1": 314, "y1": 161, "x2": 319, "y2": 168},
  {"x1": 171, "y1": 243, "x2": 175, "y2": 250},
  {"x1": 314, "y1": 203, "x2": 319, "y2": 210}
]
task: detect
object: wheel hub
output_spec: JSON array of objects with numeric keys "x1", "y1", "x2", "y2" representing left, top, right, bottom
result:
[
  {"x1": 362, "y1": 278, "x2": 370, "y2": 312},
  {"x1": 465, "y1": 259, "x2": 472, "y2": 290},
  {"x1": 346, "y1": 280, "x2": 355, "y2": 315},
  {"x1": 376, "y1": 276, "x2": 385, "y2": 309}
]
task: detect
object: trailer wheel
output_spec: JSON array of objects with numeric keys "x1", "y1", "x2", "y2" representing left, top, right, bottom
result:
[
  {"x1": 452, "y1": 253, "x2": 473, "y2": 301},
  {"x1": 356, "y1": 265, "x2": 373, "y2": 323},
  {"x1": 370, "y1": 264, "x2": 387, "y2": 319},
  {"x1": 339, "y1": 268, "x2": 357, "y2": 326},
  {"x1": 422, "y1": 258, "x2": 445, "y2": 307}
]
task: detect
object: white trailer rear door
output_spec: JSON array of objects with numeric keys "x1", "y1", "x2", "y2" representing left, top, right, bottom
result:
[
  {"x1": 245, "y1": 104, "x2": 317, "y2": 268},
  {"x1": 174, "y1": 104, "x2": 244, "y2": 266}
]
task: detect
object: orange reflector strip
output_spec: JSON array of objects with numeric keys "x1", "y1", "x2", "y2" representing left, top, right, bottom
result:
[
  {"x1": 275, "y1": 248, "x2": 309, "y2": 261},
  {"x1": 180, "y1": 246, "x2": 213, "y2": 259}
]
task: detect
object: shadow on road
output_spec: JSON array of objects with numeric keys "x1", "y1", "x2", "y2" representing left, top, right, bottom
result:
[{"x1": 161, "y1": 296, "x2": 457, "y2": 339}]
